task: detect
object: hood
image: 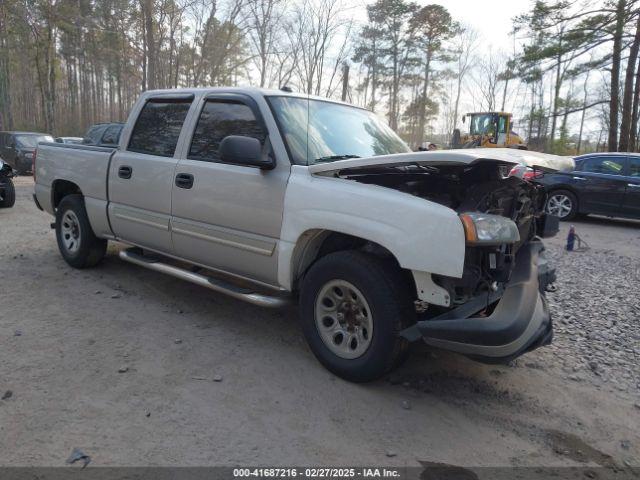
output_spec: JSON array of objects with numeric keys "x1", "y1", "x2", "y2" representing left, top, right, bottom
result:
[{"x1": 308, "y1": 148, "x2": 575, "y2": 175}]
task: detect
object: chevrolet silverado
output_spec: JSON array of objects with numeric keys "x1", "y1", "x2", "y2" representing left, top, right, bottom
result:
[{"x1": 33, "y1": 88, "x2": 571, "y2": 382}]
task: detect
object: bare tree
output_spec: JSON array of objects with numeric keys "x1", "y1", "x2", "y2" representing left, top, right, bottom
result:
[
  {"x1": 450, "y1": 25, "x2": 478, "y2": 131},
  {"x1": 289, "y1": 0, "x2": 349, "y2": 95},
  {"x1": 470, "y1": 49, "x2": 505, "y2": 112},
  {"x1": 246, "y1": 0, "x2": 284, "y2": 87}
]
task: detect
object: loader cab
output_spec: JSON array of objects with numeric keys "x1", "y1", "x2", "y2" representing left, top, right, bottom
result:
[
  {"x1": 468, "y1": 112, "x2": 506, "y2": 145},
  {"x1": 456, "y1": 112, "x2": 525, "y2": 149}
]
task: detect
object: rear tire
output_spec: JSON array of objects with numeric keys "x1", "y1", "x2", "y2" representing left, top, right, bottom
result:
[
  {"x1": 545, "y1": 189, "x2": 578, "y2": 221},
  {"x1": 55, "y1": 194, "x2": 107, "y2": 268},
  {"x1": 0, "y1": 178, "x2": 15, "y2": 208},
  {"x1": 300, "y1": 250, "x2": 415, "y2": 382}
]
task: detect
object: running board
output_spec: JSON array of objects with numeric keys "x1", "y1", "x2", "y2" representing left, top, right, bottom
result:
[{"x1": 119, "y1": 248, "x2": 290, "y2": 308}]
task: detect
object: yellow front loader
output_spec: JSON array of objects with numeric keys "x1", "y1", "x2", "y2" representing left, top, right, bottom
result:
[{"x1": 451, "y1": 112, "x2": 527, "y2": 150}]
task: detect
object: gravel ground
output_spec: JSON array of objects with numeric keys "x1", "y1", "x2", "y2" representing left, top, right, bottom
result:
[
  {"x1": 542, "y1": 245, "x2": 640, "y2": 395},
  {"x1": 1, "y1": 177, "x2": 639, "y2": 470}
]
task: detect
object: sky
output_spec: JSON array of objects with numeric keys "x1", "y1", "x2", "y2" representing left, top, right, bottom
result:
[
  {"x1": 355, "y1": 0, "x2": 533, "y2": 50},
  {"x1": 343, "y1": 0, "x2": 604, "y2": 140}
]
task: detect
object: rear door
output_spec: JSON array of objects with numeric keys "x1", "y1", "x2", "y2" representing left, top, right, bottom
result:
[
  {"x1": 621, "y1": 155, "x2": 640, "y2": 218},
  {"x1": 108, "y1": 95, "x2": 194, "y2": 253},
  {"x1": 574, "y1": 155, "x2": 627, "y2": 215},
  {"x1": 170, "y1": 93, "x2": 289, "y2": 285}
]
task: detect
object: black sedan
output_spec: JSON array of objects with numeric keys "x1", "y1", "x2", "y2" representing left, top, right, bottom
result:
[{"x1": 533, "y1": 152, "x2": 640, "y2": 220}]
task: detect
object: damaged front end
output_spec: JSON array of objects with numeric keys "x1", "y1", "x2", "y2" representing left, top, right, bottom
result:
[{"x1": 329, "y1": 157, "x2": 559, "y2": 363}]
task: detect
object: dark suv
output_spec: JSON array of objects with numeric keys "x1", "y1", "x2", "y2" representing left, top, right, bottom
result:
[
  {"x1": 82, "y1": 123, "x2": 124, "y2": 148},
  {"x1": 0, "y1": 131, "x2": 54, "y2": 174}
]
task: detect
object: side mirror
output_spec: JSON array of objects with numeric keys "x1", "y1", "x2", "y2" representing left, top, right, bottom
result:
[
  {"x1": 462, "y1": 115, "x2": 466, "y2": 124},
  {"x1": 219, "y1": 135, "x2": 274, "y2": 170}
]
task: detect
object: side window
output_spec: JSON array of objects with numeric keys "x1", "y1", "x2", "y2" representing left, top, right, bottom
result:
[
  {"x1": 498, "y1": 116, "x2": 507, "y2": 133},
  {"x1": 581, "y1": 157, "x2": 624, "y2": 175},
  {"x1": 628, "y1": 157, "x2": 640, "y2": 177},
  {"x1": 188, "y1": 101, "x2": 266, "y2": 162},
  {"x1": 128, "y1": 99, "x2": 192, "y2": 157},
  {"x1": 101, "y1": 125, "x2": 122, "y2": 146}
]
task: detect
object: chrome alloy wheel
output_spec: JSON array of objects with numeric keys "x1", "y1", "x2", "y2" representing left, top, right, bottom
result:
[
  {"x1": 60, "y1": 210, "x2": 81, "y2": 254},
  {"x1": 314, "y1": 280, "x2": 373, "y2": 359},
  {"x1": 546, "y1": 193, "x2": 573, "y2": 218}
]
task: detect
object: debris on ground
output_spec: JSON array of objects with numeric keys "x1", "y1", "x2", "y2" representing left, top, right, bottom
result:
[
  {"x1": 111, "y1": 293, "x2": 121, "y2": 299},
  {"x1": 118, "y1": 366, "x2": 129, "y2": 373},
  {"x1": 14, "y1": 330, "x2": 22, "y2": 337},
  {"x1": 213, "y1": 374, "x2": 223, "y2": 382},
  {"x1": 2, "y1": 390, "x2": 13, "y2": 400},
  {"x1": 66, "y1": 448, "x2": 91, "y2": 468},
  {"x1": 401, "y1": 400, "x2": 411, "y2": 410}
]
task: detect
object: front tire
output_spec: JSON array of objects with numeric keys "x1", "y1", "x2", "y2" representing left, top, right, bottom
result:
[
  {"x1": 300, "y1": 251, "x2": 414, "y2": 382},
  {"x1": 55, "y1": 195, "x2": 107, "y2": 268},
  {"x1": 0, "y1": 178, "x2": 15, "y2": 208},
  {"x1": 545, "y1": 189, "x2": 578, "y2": 220}
]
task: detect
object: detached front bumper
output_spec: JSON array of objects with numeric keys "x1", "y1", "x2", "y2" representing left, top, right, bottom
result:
[{"x1": 401, "y1": 241, "x2": 554, "y2": 363}]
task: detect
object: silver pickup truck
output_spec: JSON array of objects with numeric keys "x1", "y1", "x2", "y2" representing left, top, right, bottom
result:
[{"x1": 33, "y1": 87, "x2": 571, "y2": 382}]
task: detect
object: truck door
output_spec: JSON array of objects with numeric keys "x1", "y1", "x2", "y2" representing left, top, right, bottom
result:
[
  {"x1": 108, "y1": 95, "x2": 194, "y2": 253},
  {"x1": 170, "y1": 93, "x2": 289, "y2": 286}
]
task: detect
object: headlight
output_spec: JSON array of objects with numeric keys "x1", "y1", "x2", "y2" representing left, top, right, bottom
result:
[{"x1": 459, "y1": 212, "x2": 520, "y2": 245}]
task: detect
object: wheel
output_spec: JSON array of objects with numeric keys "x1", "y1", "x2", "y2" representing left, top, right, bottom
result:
[
  {"x1": 545, "y1": 189, "x2": 578, "y2": 220},
  {"x1": 300, "y1": 250, "x2": 415, "y2": 382},
  {"x1": 0, "y1": 178, "x2": 15, "y2": 208},
  {"x1": 55, "y1": 194, "x2": 107, "y2": 268}
]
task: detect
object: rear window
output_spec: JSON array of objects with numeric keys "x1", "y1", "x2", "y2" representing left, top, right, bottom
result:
[
  {"x1": 101, "y1": 125, "x2": 122, "y2": 146},
  {"x1": 128, "y1": 99, "x2": 192, "y2": 157},
  {"x1": 84, "y1": 126, "x2": 104, "y2": 145}
]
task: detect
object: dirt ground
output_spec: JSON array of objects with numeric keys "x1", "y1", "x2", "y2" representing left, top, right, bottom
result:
[{"x1": 1, "y1": 176, "x2": 639, "y2": 469}]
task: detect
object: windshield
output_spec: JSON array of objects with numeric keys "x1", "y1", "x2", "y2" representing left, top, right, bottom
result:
[
  {"x1": 469, "y1": 114, "x2": 496, "y2": 136},
  {"x1": 16, "y1": 135, "x2": 53, "y2": 148},
  {"x1": 267, "y1": 96, "x2": 410, "y2": 165}
]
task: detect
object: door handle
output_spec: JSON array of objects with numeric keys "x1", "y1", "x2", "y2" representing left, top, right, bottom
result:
[
  {"x1": 628, "y1": 183, "x2": 640, "y2": 188},
  {"x1": 175, "y1": 173, "x2": 194, "y2": 189},
  {"x1": 118, "y1": 165, "x2": 132, "y2": 179},
  {"x1": 572, "y1": 176, "x2": 587, "y2": 181}
]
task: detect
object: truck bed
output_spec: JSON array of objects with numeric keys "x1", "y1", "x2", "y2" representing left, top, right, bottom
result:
[{"x1": 34, "y1": 142, "x2": 116, "y2": 238}]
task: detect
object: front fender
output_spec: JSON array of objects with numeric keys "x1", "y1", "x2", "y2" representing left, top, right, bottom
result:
[{"x1": 277, "y1": 166, "x2": 465, "y2": 290}]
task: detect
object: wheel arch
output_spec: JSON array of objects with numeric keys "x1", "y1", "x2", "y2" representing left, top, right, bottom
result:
[
  {"x1": 51, "y1": 179, "x2": 83, "y2": 209},
  {"x1": 288, "y1": 229, "x2": 408, "y2": 293}
]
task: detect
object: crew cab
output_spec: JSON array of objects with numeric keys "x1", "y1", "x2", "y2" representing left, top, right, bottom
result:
[{"x1": 33, "y1": 88, "x2": 570, "y2": 382}]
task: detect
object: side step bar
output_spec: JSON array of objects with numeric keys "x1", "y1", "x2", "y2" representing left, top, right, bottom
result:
[{"x1": 119, "y1": 248, "x2": 290, "y2": 308}]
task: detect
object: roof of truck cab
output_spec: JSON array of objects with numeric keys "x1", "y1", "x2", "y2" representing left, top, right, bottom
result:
[{"x1": 141, "y1": 87, "x2": 359, "y2": 109}]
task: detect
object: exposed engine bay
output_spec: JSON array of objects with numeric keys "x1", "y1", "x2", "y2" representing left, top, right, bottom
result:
[{"x1": 330, "y1": 160, "x2": 556, "y2": 307}]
